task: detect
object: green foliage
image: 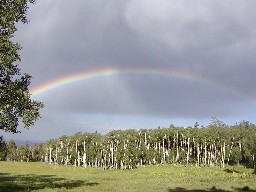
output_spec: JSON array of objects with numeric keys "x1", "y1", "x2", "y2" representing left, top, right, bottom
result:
[
  {"x1": 6, "y1": 140, "x2": 17, "y2": 161},
  {"x1": 17, "y1": 144, "x2": 30, "y2": 162},
  {"x1": 0, "y1": 0, "x2": 44, "y2": 133},
  {"x1": 0, "y1": 136, "x2": 7, "y2": 160},
  {"x1": 30, "y1": 144, "x2": 44, "y2": 162}
]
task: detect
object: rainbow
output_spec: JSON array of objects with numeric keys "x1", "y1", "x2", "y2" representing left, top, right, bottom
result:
[{"x1": 30, "y1": 67, "x2": 248, "y2": 100}]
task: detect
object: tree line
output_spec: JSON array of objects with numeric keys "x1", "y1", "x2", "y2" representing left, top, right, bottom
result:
[{"x1": 1, "y1": 119, "x2": 256, "y2": 171}]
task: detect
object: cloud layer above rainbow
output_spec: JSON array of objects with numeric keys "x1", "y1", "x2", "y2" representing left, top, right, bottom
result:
[{"x1": 30, "y1": 67, "x2": 247, "y2": 100}]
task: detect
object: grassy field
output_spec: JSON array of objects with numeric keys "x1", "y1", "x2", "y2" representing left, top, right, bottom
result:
[{"x1": 0, "y1": 162, "x2": 256, "y2": 192}]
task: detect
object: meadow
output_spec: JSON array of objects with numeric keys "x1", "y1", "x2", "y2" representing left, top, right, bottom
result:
[{"x1": 0, "y1": 162, "x2": 256, "y2": 192}]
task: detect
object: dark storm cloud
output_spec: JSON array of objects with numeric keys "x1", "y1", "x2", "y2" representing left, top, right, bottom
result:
[
  {"x1": 124, "y1": 0, "x2": 256, "y2": 95},
  {"x1": 5, "y1": 0, "x2": 256, "y2": 141},
  {"x1": 38, "y1": 74, "x2": 244, "y2": 121},
  {"x1": 15, "y1": 0, "x2": 256, "y2": 121}
]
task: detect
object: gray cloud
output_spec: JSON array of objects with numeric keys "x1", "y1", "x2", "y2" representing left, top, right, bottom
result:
[{"x1": 4, "y1": 0, "x2": 256, "y2": 141}]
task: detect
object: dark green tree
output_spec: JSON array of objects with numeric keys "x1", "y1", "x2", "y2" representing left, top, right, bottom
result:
[
  {"x1": 194, "y1": 122, "x2": 199, "y2": 128},
  {"x1": 231, "y1": 146, "x2": 242, "y2": 165},
  {"x1": 30, "y1": 143, "x2": 44, "y2": 162},
  {"x1": 0, "y1": 0, "x2": 44, "y2": 133},
  {"x1": 0, "y1": 136, "x2": 7, "y2": 160}
]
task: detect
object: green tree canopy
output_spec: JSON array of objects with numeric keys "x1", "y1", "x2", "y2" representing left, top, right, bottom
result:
[{"x1": 0, "y1": 0, "x2": 43, "y2": 133}]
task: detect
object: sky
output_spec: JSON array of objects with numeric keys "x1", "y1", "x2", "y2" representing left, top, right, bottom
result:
[{"x1": 2, "y1": 0, "x2": 256, "y2": 142}]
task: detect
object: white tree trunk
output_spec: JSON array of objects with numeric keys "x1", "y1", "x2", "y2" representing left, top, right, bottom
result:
[
  {"x1": 186, "y1": 137, "x2": 190, "y2": 165},
  {"x1": 49, "y1": 147, "x2": 52, "y2": 164},
  {"x1": 175, "y1": 132, "x2": 179, "y2": 162}
]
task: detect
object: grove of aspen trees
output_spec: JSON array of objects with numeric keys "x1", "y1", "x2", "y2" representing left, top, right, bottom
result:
[{"x1": 3, "y1": 119, "x2": 256, "y2": 170}]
